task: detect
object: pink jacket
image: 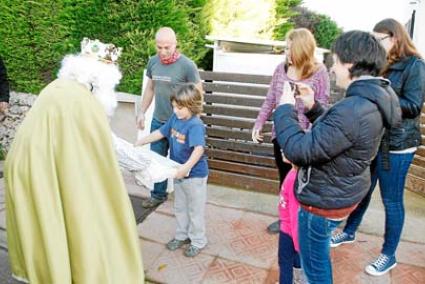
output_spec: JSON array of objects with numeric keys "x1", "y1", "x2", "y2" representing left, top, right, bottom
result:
[
  {"x1": 278, "y1": 168, "x2": 300, "y2": 252},
  {"x1": 254, "y1": 63, "x2": 330, "y2": 138}
]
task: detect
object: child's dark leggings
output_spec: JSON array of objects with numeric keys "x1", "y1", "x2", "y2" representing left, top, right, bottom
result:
[{"x1": 279, "y1": 231, "x2": 300, "y2": 284}]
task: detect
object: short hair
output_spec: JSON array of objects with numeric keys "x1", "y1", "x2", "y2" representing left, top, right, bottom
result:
[
  {"x1": 332, "y1": 30, "x2": 386, "y2": 78},
  {"x1": 171, "y1": 83, "x2": 203, "y2": 115},
  {"x1": 286, "y1": 28, "x2": 318, "y2": 79},
  {"x1": 373, "y1": 18, "x2": 422, "y2": 74}
]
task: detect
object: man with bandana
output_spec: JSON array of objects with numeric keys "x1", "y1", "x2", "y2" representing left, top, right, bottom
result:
[{"x1": 137, "y1": 27, "x2": 203, "y2": 208}]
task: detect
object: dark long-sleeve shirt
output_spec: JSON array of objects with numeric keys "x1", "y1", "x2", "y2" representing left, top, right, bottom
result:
[{"x1": 0, "y1": 58, "x2": 10, "y2": 103}]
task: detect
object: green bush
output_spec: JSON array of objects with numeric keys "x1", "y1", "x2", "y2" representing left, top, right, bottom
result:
[
  {"x1": 0, "y1": 0, "x2": 210, "y2": 95},
  {"x1": 0, "y1": 1, "x2": 71, "y2": 94},
  {"x1": 273, "y1": 0, "x2": 302, "y2": 40},
  {"x1": 287, "y1": 7, "x2": 342, "y2": 49}
]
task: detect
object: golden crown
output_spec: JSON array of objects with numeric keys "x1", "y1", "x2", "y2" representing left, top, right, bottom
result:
[{"x1": 80, "y1": 37, "x2": 122, "y2": 63}]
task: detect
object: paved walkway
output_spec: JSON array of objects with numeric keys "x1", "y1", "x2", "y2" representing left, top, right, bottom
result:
[
  {"x1": 137, "y1": 199, "x2": 425, "y2": 283},
  {"x1": 1, "y1": 165, "x2": 425, "y2": 283}
]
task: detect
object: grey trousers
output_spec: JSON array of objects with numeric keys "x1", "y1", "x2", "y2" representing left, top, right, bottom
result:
[{"x1": 174, "y1": 176, "x2": 208, "y2": 248}]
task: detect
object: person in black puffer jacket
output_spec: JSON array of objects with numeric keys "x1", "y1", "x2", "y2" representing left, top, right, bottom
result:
[
  {"x1": 274, "y1": 31, "x2": 401, "y2": 284},
  {"x1": 331, "y1": 19, "x2": 425, "y2": 277}
]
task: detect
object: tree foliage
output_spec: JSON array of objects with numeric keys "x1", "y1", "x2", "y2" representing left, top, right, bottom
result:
[
  {"x1": 206, "y1": 0, "x2": 278, "y2": 39},
  {"x1": 289, "y1": 6, "x2": 342, "y2": 49},
  {"x1": 206, "y1": 0, "x2": 305, "y2": 41},
  {"x1": 273, "y1": 0, "x2": 302, "y2": 40},
  {"x1": 0, "y1": 0, "x2": 210, "y2": 94}
]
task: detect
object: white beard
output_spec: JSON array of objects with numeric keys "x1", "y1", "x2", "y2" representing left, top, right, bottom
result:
[{"x1": 57, "y1": 54, "x2": 122, "y2": 117}]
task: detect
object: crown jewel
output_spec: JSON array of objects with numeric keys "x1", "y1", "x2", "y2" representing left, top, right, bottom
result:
[{"x1": 80, "y1": 37, "x2": 122, "y2": 63}]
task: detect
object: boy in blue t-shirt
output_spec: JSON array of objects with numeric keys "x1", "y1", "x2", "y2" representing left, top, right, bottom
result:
[{"x1": 136, "y1": 83, "x2": 208, "y2": 257}]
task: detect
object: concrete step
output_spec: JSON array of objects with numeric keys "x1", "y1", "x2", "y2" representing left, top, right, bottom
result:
[
  {"x1": 413, "y1": 154, "x2": 425, "y2": 168},
  {"x1": 406, "y1": 171, "x2": 425, "y2": 197}
]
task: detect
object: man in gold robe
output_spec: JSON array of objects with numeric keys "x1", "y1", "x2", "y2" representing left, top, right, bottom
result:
[{"x1": 4, "y1": 38, "x2": 144, "y2": 283}]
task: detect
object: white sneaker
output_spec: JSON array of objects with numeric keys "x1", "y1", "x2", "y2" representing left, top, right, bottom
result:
[{"x1": 365, "y1": 254, "x2": 397, "y2": 276}]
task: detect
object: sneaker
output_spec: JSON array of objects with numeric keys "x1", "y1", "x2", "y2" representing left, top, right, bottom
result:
[
  {"x1": 365, "y1": 254, "x2": 397, "y2": 276},
  {"x1": 184, "y1": 244, "x2": 202, "y2": 257},
  {"x1": 141, "y1": 197, "x2": 163, "y2": 208},
  {"x1": 267, "y1": 220, "x2": 280, "y2": 234},
  {"x1": 166, "y1": 238, "x2": 190, "y2": 251},
  {"x1": 330, "y1": 232, "x2": 355, "y2": 247}
]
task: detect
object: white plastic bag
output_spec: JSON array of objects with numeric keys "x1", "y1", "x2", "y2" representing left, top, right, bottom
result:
[{"x1": 111, "y1": 132, "x2": 180, "y2": 191}]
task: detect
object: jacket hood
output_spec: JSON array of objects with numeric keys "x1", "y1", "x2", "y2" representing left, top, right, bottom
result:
[{"x1": 346, "y1": 77, "x2": 401, "y2": 128}]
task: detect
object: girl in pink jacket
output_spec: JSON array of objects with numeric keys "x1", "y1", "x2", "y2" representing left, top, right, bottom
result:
[{"x1": 278, "y1": 165, "x2": 301, "y2": 283}]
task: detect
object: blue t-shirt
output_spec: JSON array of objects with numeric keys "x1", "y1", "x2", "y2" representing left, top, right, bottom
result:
[{"x1": 159, "y1": 114, "x2": 208, "y2": 178}]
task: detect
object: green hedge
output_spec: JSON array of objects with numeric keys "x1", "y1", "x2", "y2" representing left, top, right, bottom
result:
[{"x1": 0, "y1": 0, "x2": 210, "y2": 95}]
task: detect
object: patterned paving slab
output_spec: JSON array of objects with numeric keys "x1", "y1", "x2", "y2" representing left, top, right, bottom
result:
[
  {"x1": 206, "y1": 211, "x2": 278, "y2": 269},
  {"x1": 391, "y1": 263, "x2": 425, "y2": 283},
  {"x1": 201, "y1": 257, "x2": 269, "y2": 284},
  {"x1": 145, "y1": 249, "x2": 214, "y2": 284}
]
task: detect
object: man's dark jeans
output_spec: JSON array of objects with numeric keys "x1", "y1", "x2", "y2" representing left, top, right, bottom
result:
[{"x1": 150, "y1": 118, "x2": 169, "y2": 201}]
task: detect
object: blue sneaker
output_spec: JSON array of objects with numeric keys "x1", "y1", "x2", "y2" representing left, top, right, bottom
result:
[
  {"x1": 330, "y1": 232, "x2": 355, "y2": 247},
  {"x1": 365, "y1": 254, "x2": 397, "y2": 276}
]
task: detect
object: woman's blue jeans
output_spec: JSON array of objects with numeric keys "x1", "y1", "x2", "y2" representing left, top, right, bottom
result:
[
  {"x1": 343, "y1": 151, "x2": 414, "y2": 256},
  {"x1": 298, "y1": 207, "x2": 342, "y2": 284}
]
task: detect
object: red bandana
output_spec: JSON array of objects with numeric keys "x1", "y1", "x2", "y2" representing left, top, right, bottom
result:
[{"x1": 160, "y1": 51, "x2": 181, "y2": 65}]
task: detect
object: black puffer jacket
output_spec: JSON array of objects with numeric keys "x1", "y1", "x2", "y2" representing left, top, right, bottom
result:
[
  {"x1": 274, "y1": 78, "x2": 401, "y2": 209},
  {"x1": 383, "y1": 56, "x2": 425, "y2": 151}
]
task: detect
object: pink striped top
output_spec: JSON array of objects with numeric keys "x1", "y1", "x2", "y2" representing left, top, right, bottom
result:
[{"x1": 254, "y1": 63, "x2": 330, "y2": 137}]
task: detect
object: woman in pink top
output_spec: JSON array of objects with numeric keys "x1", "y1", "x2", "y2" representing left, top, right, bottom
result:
[{"x1": 252, "y1": 28, "x2": 330, "y2": 234}]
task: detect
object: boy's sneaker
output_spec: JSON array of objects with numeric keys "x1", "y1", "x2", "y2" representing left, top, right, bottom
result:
[
  {"x1": 184, "y1": 245, "x2": 202, "y2": 257},
  {"x1": 365, "y1": 254, "x2": 397, "y2": 276},
  {"x1": 166, "y1": 238, "x2": 190, "y2": 251},
  {"x1": 330, "y1": 232, "x2": 355, "y2": 247}
]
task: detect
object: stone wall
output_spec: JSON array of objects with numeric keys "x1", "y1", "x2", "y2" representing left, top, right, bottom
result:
[{"x1": 0, "y1": 92, "x2": 37, "y2": 152}]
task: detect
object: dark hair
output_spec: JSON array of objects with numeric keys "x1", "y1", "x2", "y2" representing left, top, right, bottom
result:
[
  {"x1": 332, "y1": 30, "x2": 386, "y2": 78},
  {"x1": 170, "y1": 83, "x2": 203, "y2": 115},
  {"x1": 373, "y1": 18, "x2": 422, "y2": 75}
]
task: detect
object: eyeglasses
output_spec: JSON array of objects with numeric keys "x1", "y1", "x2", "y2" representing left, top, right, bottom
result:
[{"x1": 377, "y1": 35, "x2": 391, "y2": 42}]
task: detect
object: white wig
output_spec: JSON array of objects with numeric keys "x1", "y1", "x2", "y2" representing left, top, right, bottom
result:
[{"x1": 57, "y1": 54, "x2": 122, "y2": 117}]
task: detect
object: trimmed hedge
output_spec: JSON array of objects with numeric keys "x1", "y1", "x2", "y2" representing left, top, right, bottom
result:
[{"x1": 0, "y1": 0, "x2": 210, "y2": 95}]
